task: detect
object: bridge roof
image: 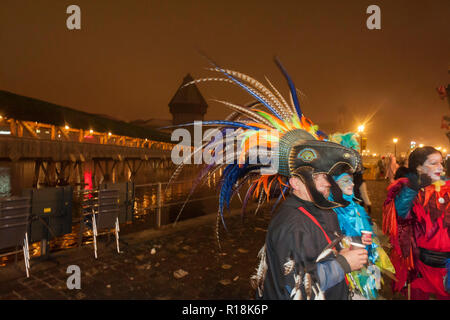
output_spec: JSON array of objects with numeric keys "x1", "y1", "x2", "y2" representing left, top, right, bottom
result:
[{"x1": 0, "y1": 90, "x2": 172, "y2": 143}]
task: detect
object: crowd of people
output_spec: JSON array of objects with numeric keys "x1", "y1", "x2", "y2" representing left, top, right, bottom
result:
[
  {"x1": 175, "y1": 61, "x2": 449, "y2": 300},
  {"x1": 257, "y1": 145, "x2": 450, "y2": 300}
]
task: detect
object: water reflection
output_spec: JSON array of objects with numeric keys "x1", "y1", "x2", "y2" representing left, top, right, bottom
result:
[{"x1": 0, "y1": 167, "x2": 11, "y2": 197}]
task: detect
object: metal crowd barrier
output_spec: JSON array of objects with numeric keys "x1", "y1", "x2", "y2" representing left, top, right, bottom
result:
[
  {"x1": 0, "y1": 197, "x2": 31, "y2": 277},
  {"x1": 80, "y1": 189, "x2": 121, "y2": 258},
  {"x1": 0, "y1": 177, "x2": 222, "y2": 273}
]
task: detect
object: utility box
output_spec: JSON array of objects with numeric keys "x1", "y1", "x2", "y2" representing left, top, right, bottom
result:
[
  {"x1": 99, "y1": 182, "x2": 134, "y2": 223},
  {"x1": 22, "y1": 186, "x2": 73, "y2": 243},
  {"x1": 0, "y1": 197, "x2": 30, "y2": 249}
]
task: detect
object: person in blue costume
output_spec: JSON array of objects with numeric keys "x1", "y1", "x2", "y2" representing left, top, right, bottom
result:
[
  {"x1": 327, "y1": 132, "x2": 394, "y2": 299},
  {"x1": 332, "y1": 173, "x2": 373, "y2": 238},
  {"x1": 330, "y1": 171, "x2": 395, "y2": 299}
]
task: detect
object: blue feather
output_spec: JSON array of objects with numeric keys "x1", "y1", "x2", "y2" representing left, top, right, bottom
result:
[
  {"x1": 271, "y1": 184, "x2": 289, "y2": 213},
  {"x1": 274, "y1": 57, "x2": 302, "y2": 118},
  {"x1": 218, "y1": 163, "x2": 260, "y2": 230},
  {"x1": 218, "y1": 165, "x2": 239, "y2": 231},
  {"x1": 316, "y1": 130, "x2": 328, "y2": 140},
  {"x1": 158, "y1": 120, "x2": 261, "y2": 131}
]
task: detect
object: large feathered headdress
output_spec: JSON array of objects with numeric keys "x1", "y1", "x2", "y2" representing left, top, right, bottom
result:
[
  {"x1": 328, "y1": 132, "x2": 360, "y2": 151},
  {"x1": 166, "y1": 57, "x2": 361, "y2": 238}
]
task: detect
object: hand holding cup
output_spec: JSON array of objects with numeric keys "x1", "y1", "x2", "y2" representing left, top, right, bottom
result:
[{"x1": 340, "y1": 243, "x2": 368, "y2": 271}]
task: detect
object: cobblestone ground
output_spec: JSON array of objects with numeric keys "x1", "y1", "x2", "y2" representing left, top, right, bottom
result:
[{"x1": 0, "y1": 180, "x2": 404, "y2": 300}]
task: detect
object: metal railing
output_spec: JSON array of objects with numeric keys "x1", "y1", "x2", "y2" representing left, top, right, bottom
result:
[
  {"x1": 72, "y1": 177, "x2": 221, "y2": 230},
  {"x1": 134, "y1": 178, "x2": 220, "y2": 228}
]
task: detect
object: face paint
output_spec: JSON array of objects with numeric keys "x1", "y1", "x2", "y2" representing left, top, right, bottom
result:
[
  {"x1": 336, "y1": 174, "x2": 354, "y2": 196},
  {"x1": 418, "y1": 153, "x2": 444, "y2": 182}
]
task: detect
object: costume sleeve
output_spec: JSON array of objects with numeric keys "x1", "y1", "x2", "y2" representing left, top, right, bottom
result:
[
  {"x1": 394, "y1": 186, "x2": 417, "y2": 218},
  {"x1": 316, "y1": 258, "x2": 347, "y2": 291}
]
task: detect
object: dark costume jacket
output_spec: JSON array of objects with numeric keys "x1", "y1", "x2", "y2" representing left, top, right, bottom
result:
[{"x1": 262, "y1": 193, "x2": 351, "y2": 300}]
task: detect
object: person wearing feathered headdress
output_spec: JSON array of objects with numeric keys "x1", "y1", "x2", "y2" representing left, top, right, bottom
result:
[
  {"x1": 328, "y1": 132, "x2": 395, "y2": 299},
  {"x1": 167, "y1": 56, "x2": 369, "y2": 299},
  {"x1": 383, "y1": 146, "x2": 450, "y2": 299}
]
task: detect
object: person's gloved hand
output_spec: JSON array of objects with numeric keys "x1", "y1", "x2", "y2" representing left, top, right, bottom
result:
[{"x1": 405, "y1": 172, "x2": 432, "y2": 191}]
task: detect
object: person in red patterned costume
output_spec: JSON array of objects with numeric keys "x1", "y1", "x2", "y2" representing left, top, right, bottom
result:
[{"x1": 383, "y1": 146, "x2": 450, "y2": 299}]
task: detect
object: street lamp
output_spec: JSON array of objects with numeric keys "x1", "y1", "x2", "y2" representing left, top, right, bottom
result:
[
  {"x1": 393, "y1": 138, "x2": 398, "y2": 157},
  {"x1": 358, "y1": 125, "x2": 365, "y2": 153}
]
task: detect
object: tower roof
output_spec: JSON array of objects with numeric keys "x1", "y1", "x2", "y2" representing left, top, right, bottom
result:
[{"x1": 169, "y1": 74, "x2": 208, "y2": 109}]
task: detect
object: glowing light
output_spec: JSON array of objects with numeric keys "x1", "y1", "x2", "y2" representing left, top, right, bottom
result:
[
  {"x1": 90, "y1": 129, "x2": 93, "y2": 134},
  {"x1": 393, "y1": 138, "x2": 398, "y2": 143},
  {"x1": 108, "y1": 132, "x2": 112, "y2": 136},
  {"x1": 84, "y1": 171, "x2": 93, "y2": 191},
  {"x1": 357, "y1": 125, "x2": 365, "y2": 133},
  {"x1": 419, "y1": 144, "x2": 424, "y2": 148},
  {"x1": 65, "y1": 125, "x2": 69, "y2": 130}
]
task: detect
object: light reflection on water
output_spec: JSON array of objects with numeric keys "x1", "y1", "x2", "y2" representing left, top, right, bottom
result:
[
  {"x1": 0, "y1": 162, "x2": 224, "y2": 265},
  {"x1": 0, "y1": 167, "x2": 11, "y2": 197}
]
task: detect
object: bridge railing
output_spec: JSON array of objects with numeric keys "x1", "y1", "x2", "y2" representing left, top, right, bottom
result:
[
  {"x1": 133, "y1": 179, "x2": 220, "y2": 228},
  {"x1": 2, "y1": 117, "x2": 180, "y2": 151}
]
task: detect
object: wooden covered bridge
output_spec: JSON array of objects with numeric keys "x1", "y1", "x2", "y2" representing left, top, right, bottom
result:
[{"x1": 0, "y1": 90, "x2": 180, "y2": 188}]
